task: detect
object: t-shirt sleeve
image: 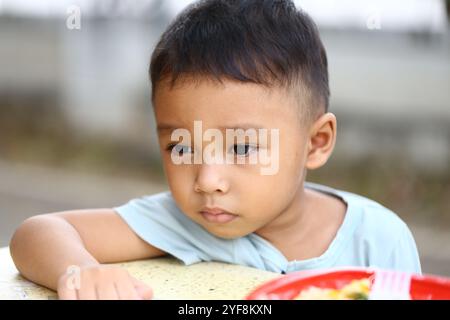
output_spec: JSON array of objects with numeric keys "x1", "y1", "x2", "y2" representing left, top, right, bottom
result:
[
  {"x1": 382, "y1": 223, "x2": 422, "y2": 274},
  {"x1": 112, "y1": 191, "x2": 237, "y2": 265}
]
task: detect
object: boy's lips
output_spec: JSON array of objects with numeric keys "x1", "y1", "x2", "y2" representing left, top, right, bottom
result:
[{"x1": 199, "y1": 207, "x2": 238, "y2": 223}]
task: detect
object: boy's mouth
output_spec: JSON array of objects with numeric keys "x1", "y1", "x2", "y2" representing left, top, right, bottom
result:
[{"x1": 199, "y1": 207, "x2": 238, "y2": 223}]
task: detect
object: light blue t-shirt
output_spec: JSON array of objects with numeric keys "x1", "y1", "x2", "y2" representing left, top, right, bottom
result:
[{"x1": 113, "y1": 182, "x2": 421, "y2": 275}]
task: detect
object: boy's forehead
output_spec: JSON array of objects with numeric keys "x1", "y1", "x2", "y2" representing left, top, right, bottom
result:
[
  {"x1": 154, "y1": 77, "x2": 297, "y2": 116},
  {"x1": 156, "y1": 121, "x2": 267, "y2": 134},
  {"x1": 156, "y1": 78, "x2": 269, "y2": 101},
  {"x1": 153, "y1": 76, "x2": 307, "y2": 135}
]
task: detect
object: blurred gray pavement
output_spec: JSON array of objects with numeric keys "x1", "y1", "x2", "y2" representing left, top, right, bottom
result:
[{"x1": 0, "y1": 160, "x2": 167, "y2": 246}]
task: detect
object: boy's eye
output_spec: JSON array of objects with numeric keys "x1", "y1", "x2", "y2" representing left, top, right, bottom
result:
[
  {"x1": 230, "y1": 144, "x2": 258, "y2": 157},
  {"x1": 166, "y1": 144, "x2": 193, "y2": 155},
  {"x1": 166, "y1": 143, "x2": 259, "y2": 158}
]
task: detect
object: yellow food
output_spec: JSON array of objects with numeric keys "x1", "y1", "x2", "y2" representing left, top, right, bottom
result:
[{"x1": 294, "y1": 278, "x2": 371, "y2": 300}]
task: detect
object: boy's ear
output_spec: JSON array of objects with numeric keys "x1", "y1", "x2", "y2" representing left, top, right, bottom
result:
[{"x1": 305, "y1": 112, "x2": 337, "y2": 170}]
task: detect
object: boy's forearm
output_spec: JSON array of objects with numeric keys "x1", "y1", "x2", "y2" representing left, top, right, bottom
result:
[{"x1": 10, "y1": 215, "x2": 99, "y2": 291}]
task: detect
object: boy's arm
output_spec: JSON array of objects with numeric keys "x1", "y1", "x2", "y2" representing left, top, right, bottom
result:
[{"x1": 9, "y1": 209, "x2": 165, "y2": 292}]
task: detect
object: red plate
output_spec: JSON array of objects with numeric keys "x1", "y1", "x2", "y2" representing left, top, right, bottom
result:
[{"x1": 246, "y1": 268, "x2": 450, "y2": 300}]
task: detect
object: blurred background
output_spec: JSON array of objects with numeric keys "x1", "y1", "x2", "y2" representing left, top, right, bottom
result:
[{"x1": 0, "y1": 0, "x2": 449, "y2": 275}]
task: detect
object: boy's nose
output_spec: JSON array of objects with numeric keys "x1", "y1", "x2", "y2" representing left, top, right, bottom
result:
[{"x1": 194, "y1": 164, "x2": 230, "y2": 194}]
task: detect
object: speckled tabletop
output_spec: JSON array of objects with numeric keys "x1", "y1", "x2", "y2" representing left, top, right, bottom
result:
[{"x1": 0, "y1": 247, "x2": 280, "y2": 300}]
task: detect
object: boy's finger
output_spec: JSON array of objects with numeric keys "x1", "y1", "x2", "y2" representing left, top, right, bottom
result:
[
  {"x1": 57, "y1": 274, "x2": 80, "y2": 300},
  {"x1": 135, "y1": 285, "x2": 153, "y2": 300},
  {"x1": 58, "y1": 287, "x2": 78, "y2": 300},
  {"x1": 77, "y1": 283, "x2": 98, "y2": 300},
  {"x1": 131, "y1": 278, "x2": 153, "y2": 300},
  {"x1": 96, "y1": 283, "x2": 120, "y2": 300},
  {"x1": 114, "y1": 281, "x2": 142, "y2": 300}
]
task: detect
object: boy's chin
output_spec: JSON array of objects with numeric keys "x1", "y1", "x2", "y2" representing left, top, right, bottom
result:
[{"x1": 206, "y1": 226, "x2": 247, "y2": 240}]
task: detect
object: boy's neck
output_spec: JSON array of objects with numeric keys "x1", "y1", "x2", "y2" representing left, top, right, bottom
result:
[{"x1": 254, "y1": 183, "x2": 347, "y2": 262}]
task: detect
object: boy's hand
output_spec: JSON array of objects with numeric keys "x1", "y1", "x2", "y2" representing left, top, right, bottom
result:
[{"x1": 57, "y1": 265, "x2": 153, "y2": 300}]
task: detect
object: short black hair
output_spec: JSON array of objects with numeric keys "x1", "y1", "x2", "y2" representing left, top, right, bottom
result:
[{"x1": 150, "y1": 0, "x2": 329, "y2": 117}]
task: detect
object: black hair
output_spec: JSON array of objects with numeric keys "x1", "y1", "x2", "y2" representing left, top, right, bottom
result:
[{"x1": 150, "y1": 0, "x2": 329, "y2": 116}]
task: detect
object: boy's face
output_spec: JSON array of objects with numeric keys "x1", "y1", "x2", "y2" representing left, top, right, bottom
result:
[{"x1": 154, "y1": 78, "x2": 311, "y2": 239}]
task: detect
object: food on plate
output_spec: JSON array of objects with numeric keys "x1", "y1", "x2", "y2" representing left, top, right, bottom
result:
[{"x1": 294, "y1": 278, "x2": 371, "y2": 300}]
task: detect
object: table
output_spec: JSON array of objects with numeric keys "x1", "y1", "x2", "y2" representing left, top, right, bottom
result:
[{"x1": 0, "y1": 247, "x2": 280, "y2": 300}]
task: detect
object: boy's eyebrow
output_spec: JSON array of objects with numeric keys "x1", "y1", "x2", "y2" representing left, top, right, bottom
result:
[
  {"x1": 156, "y1": 124, "x2": 180, "y2": 132},
  {"x1": 157, "y1": 123, "x2": 267, "y2": 133}
]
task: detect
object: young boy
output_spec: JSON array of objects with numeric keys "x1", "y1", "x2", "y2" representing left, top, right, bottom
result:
[{"x1": 10, "y1": 0, "x2": 421, "y2": 300}]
